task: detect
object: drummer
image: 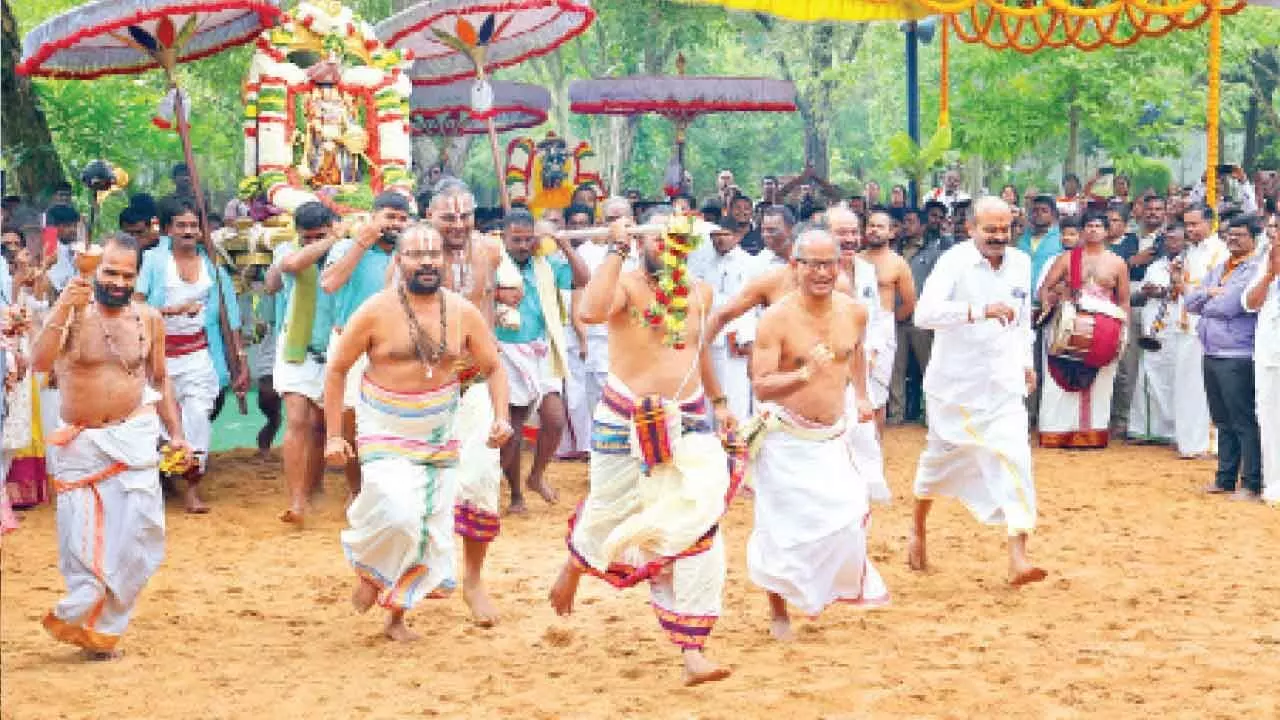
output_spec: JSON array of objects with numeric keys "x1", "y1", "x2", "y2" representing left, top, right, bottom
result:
[{"x1": 1036, "y1": 211, "x2": 1131, "y2": 448}]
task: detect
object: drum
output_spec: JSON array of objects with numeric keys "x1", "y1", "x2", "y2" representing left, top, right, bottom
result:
[{"x1": 1046, "y1": 295, "x2": 1126, "y2": 369}]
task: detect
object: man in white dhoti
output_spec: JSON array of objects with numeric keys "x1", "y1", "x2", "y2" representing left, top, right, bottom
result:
[
  {"x1": 910, "y1": 197, "x2": 1047, "y2": 586},
  {"x1": 30, "y1": 235, "x2": 188, "y2": 659},
  {"x1": 558, "y1": 203, "x2": 615, "y2": 459},
  {"x1": 859, "y1": 211, "x2": 917, "y2": 429},
  {"x1": 429, "y1": 182, "x2": 523, "y2": 626},
  {"x1": 748, "y1": 229, "x2": 888, "y2": 642},
  {"x1": 1127, "y1": 226, "x2": 1184, "y2": 444},
  {"x1": 136, "y1": 197, "x2": 248, "y2": 513},
  {"x1": 1036, "y1": 212, "x2": 1130, "y2": 449},
  {"x1": 324, "y1": 226, "x2": 511, "y2": 640},
  {"x1": 1172, "y1": 204, "x2": 1229, "y2": 458},
  {"x1": 700, "y1": 223, "x2": 756, "y2": 423},
  {"x1": 548, "y1": 209, "x2": 741, "y2": 686},
  {"x1": 1244, "y1": 239, "x2": 1279, "y2": 503}
]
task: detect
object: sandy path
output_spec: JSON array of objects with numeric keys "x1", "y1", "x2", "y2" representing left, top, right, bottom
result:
[{"x1": 3, "y1": 427, "x2": 1280, "y2": 719}]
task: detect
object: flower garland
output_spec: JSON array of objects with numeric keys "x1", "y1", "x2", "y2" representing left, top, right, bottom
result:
[{"x1": 641, "y1": 214, "x2": 699, "y2": 349}]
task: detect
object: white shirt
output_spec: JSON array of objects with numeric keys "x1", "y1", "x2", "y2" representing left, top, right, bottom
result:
[
  {"x1": 1244, "y1": 264, "x2": 1279, "y2": 368},
  {"x1": 704, "y1": 246, "x2": 755, "y2": 347},
  {"x1": 915, "y1": 241, "x2": 1034, "y2": 407},
  {"x1": 0, "y1": 254, "x2": 10, "y2": 307},
  {"x1": 749, "y1": 246, "x2": 789, "y2": 278},
  {"x1": 48, "y1": 242, "x2": 76, "y2": 293},
  {"x1": 574, "y1": 241, "x2": 612, "y2": 341},
  {"x1": 924, "y1": 187, "x2": 972, "y2": 212},
  {"x1": 849, "y1": 256, "x2": 888, "y2": 355},
  {"x1": 163, "y1": 254, "x2": 213, "y2": 336},
  {"x1": 1178, "y1": 234, "x2": 1229, "y2": 332},
  {"x1": 1139, "y1": 256, "x2": 1176, "y2": 338}
]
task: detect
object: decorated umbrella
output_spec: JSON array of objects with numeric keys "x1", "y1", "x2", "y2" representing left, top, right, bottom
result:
[
  {"x1": 377, "y1": 0, "x2": 594, "y2": 209},
  {"x1": 569, "y1": 54, "x2": 797, "y2": 196},
  {"x1": 19, "y1": 0, "x2": 284, "y2": 409},
  {"x1": 409, "y1": 78, "x2": 551, "y2": 171}
]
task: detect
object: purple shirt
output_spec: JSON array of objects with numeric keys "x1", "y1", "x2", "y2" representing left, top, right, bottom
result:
[{"x1": 1185, "y1": 257, "x2": 1259, "y2": 359}]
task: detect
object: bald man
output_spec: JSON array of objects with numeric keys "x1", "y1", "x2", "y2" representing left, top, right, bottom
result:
[{"x1": 911, "y1": 197, "x2": 1045, "y2": 586}]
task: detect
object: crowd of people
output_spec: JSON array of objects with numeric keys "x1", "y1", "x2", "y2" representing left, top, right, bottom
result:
[{"x1": 0, "y1": 161, "x2": 1276, "y2": 687}]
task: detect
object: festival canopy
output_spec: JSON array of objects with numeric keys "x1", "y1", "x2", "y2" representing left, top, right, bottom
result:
[
  {"x1": 410, "y1": 79, "x2": 550, "y2": 136},
  {"x1": 18, "y1": 0, "x2": 282, "y2": 79},
  {"x1": 376, "y1": 0, "x2": 595, "y2": 87},
  {"x1": 569, "y1": 57, "x2": 796, "y2": 195}
]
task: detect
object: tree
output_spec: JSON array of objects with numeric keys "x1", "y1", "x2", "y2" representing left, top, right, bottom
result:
[{"x1": 1, "y1": 0, "x2": 67, "y2": 199}]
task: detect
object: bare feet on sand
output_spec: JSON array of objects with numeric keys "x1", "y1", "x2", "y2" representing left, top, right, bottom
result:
[
  {"x1": 907, "y1": 533, "x2": 927, "y2": 571},
  {"x1": 1009, "y1": 564, "x2": 1048, "y2": 587},
  {"x1": 279, "y1": 508, "x2": 304, "y2": 526},
  {"x1": 682, "y1": 650, "x2": 731, "y2": 686},
  {"x1": 384, "y1": 612, "x2": 419, "y2": 642},
  {"x1": 548, "y1": 562, "x2": 582, "y2": 616},
  {"x1": 351, "y1": 578, "x2": 379, "y2": 613},
  {"x1": 463, "y1": 580, "x2": 500, "y2": 628},
  {"x1": 184, "y1": 485, "x2": 210, "y2": 514},
  {"x1": 527, "y1": 476, "x2": 560, "y2": 505},
  {"x1": 506, "y1": 497, "x2": 529, "y2": 516},
  {"x1": 769, "y1": 617, "x2": 795, "y2": 642}
]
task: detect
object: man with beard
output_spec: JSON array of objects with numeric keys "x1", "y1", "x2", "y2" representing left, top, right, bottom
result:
[
  {"x1": 135, "y1": 198, "x2": 248, "y2": 513},
  {"x1": 321, "y1": 191, "x2": 413, "y2": 500},
  {"x1": 729, "y1": 194, "x2": 762, "y2": 255},
  {"x1": 1037, "y1": 212, "x2": 1130, "y2": 449},
  {"x1": 548, "y1": 208, "x2": 739, "y2": 687},
  {"x1": 911, "y1": 197, "x2": 1045, "y2": 586},
  {"x1": 496, "y1": 208, "x2": 588, "y2": 514},
  {"x1": 325, "y1": 224, "x2": 512, "y2": 641},
  {"x1": 1017, "y1": 194, "x2": 1063, "y2": 424},
  {"x1": 30, "y1": 233, "x2": 189, "y2": 659},
  {"x1": 267, "y1": 201, "x2": 339, "y2": 525},
  {"x1": 1170, "y1": 204, "x2": 1229, "y2": 459},
  {"x1": 45, "y1": 204, "x2": 82, "y2": 295},
  {"x1": 427, "y1": 182, "x2": 520, "y2": 625},
  {"x1": 748, "y1": 228, "x2": 887, "y2": 641},
  {"x1": 751, "y1": 205, "x2": 796, "y2": 271},
  {"x1": 860, "y1": 211, "x2": 917, "y2": 428}
]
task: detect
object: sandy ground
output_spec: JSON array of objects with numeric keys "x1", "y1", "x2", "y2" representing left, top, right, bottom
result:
[{"x1": 3, "y1": 426, "x2": 1280, "y2": 719}]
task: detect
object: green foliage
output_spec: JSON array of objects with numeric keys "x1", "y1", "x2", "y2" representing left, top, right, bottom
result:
[
  {"x1": 11, "y1": 0, "x2": 1279, "y2": 207},
  {"x1": 888, "y1": 124, "x2": 952, "y2": 182},
  {"x1": 1115, "y1": 157, "x2": 1173, "y2": 199}
]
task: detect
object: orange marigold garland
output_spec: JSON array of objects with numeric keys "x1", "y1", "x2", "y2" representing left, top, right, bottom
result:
[{"x1": 641, "y1": 214, "x2": 699, "y2": 349}]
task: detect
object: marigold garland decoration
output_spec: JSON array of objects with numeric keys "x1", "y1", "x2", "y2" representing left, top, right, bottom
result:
[{"x1": 642, "y1": 214, "x2": 700, "y2": 349}]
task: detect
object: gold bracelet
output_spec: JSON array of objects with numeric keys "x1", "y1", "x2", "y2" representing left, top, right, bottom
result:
[{"x1": 710, "y1": 395, "x2": 728, "y2": 407}]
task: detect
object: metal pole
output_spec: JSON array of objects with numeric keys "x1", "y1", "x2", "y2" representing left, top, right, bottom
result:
[{"x1": 906, "y1": 20, "x2": 920, "y2": 208}]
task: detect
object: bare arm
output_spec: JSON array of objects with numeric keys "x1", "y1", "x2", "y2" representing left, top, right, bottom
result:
[
  {"x1": 1243, "y1": 248, "x2": 1278, "y2": 312},
  {"x1": 554, "y1": 237, "x2": 590, "y2": 289},
  {"x1": 570, "y1": 287, "x2": 588, "y2": 348},
  {"x1": 577, "y1": 251, "x2": 628, "y2": 325},
  {"x1": 264, "y1": 262, "x2": 285, "y2": 295},
  {"x1": 320, "y1": 232, "x2": 375, "y2": 295},
  {"x1": 750, "y1": 303, "x2": 809, "y2": 402},
  {"x1": 1115, "y1": 260, "x2": 1132, "y2": 316},
  {"x1": 1037, "y1": 254, "x2": 1069, "y2": 308},
  {"x1": 281, "y1": 236, "x2": 339, "y2": 276},
  {"x1": 146, "y1": 308, "x2": 185, "y2": 443},
  {"x1": 696, "y1": 284, "x2": 725, "y2": 402},
  {"x1": 463, "y1": 302, "x2": 510, "y2": 425},
  {"x1": 894, "y1": 260, "x2": 917, "y2": 321},
  {"x1": 848, "y1": 303, "x2": 871, "y2": 412},
  {"x1": 323, "y1": 300, "x2": 375, "y2": 439},
  {"x1": 30, "y1": 279, "x2": 85, "y2": 373},
  {"x1": 704, "y1": 270, "x2": 773, "y2": 345}
]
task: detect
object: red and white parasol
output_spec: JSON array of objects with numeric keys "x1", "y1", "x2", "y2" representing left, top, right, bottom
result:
[
  {"x1": 377, "y1": 0, "x2": 594, "y2": 208},
  {"x1": 569, "y1": 55, "x2": 796, "y2": 196}
]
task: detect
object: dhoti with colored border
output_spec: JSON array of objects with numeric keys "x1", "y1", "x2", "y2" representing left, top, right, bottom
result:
[
  {"x1": 566, "y1": 375, "x2": 745, "y2": 650},
  {"x1": 342, "y1": 376, "x2": 460, "y2": 611}
]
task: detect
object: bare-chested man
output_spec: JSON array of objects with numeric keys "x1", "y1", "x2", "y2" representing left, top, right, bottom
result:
[
  {"x1": 426, "y1": 181, "x2": 521, "y2": 625},
  {"x1": 1037, "y1": 210, "x2": 1131, "y2": 449},
  {"x1": 860, "y1": 211, "x2": 917, "y2": 427},
  {"x1": 324, "y1": 225, "x2": 512, "y2": 641},
  {"x1": 548, "y1": 207, "x2": 739, "y2": 686},
  {"x1": 30, "y1": 234, "x2": 188, "y2": 659},
  {"x1": 748, "y1": 228, "x2": 888, "y2": 641}
]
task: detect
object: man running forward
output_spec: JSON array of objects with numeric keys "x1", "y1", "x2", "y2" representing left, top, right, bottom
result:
[
  {"x1": 324, "y1": 225, "x2": 512, "y2": 641},
  {"x1": 747, "y1": 228, "x2": 889, "y2": 641},
  {"x1": 548, "y1": 208, "x2": 741, "y2": 686},
  {"x1": 427, "y1": 181, "x2": 521, "y2": 625},
  {"x1": 859, "y1": 210, "x2": 918, "y2": 429},
  {"x1": 31, "y1": 234, "x2": 188, "y2": 659},
  {"x1": 910, "y1": 197, "x2": 1046, "y2": 586}
]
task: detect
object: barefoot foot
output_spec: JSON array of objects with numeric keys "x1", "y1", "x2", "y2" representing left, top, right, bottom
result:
[
  {"x1": 769, "y1": 617, "x2": 795, "y2": 642},
  {"x1": 279, "y1": 508, "x2": 304, "y2": 526},
  {"x1": 682, "y1": 650, "x2": 732, "y2": 687},
  {"x1": 506, "y1": 498, "x2": 529, "y2": 516},
  {"x1": 907, "y1": 533, "x2": 927, "y2": 571},
  {"x1": 527, "y1": 477, "x2": 560, "y2": 505},
  {"x1": 463, "y1": 581, "x2": 500, "y2": 628},
  {"x1": 184, "y1": 485, "x2": 210, "y2": 514},
  {"x1": 351, "y1": 578, "x2": 379, "y2": 613},
  {"x1": 384, "y1": 613, "x2": 420, "y2": 642},
  {"x1": 1009, "y1": 565, "x2": 1048, "y2": 587},
  {"x1": 548, "y1": 562, "x2": 582, "y2": 616}
]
